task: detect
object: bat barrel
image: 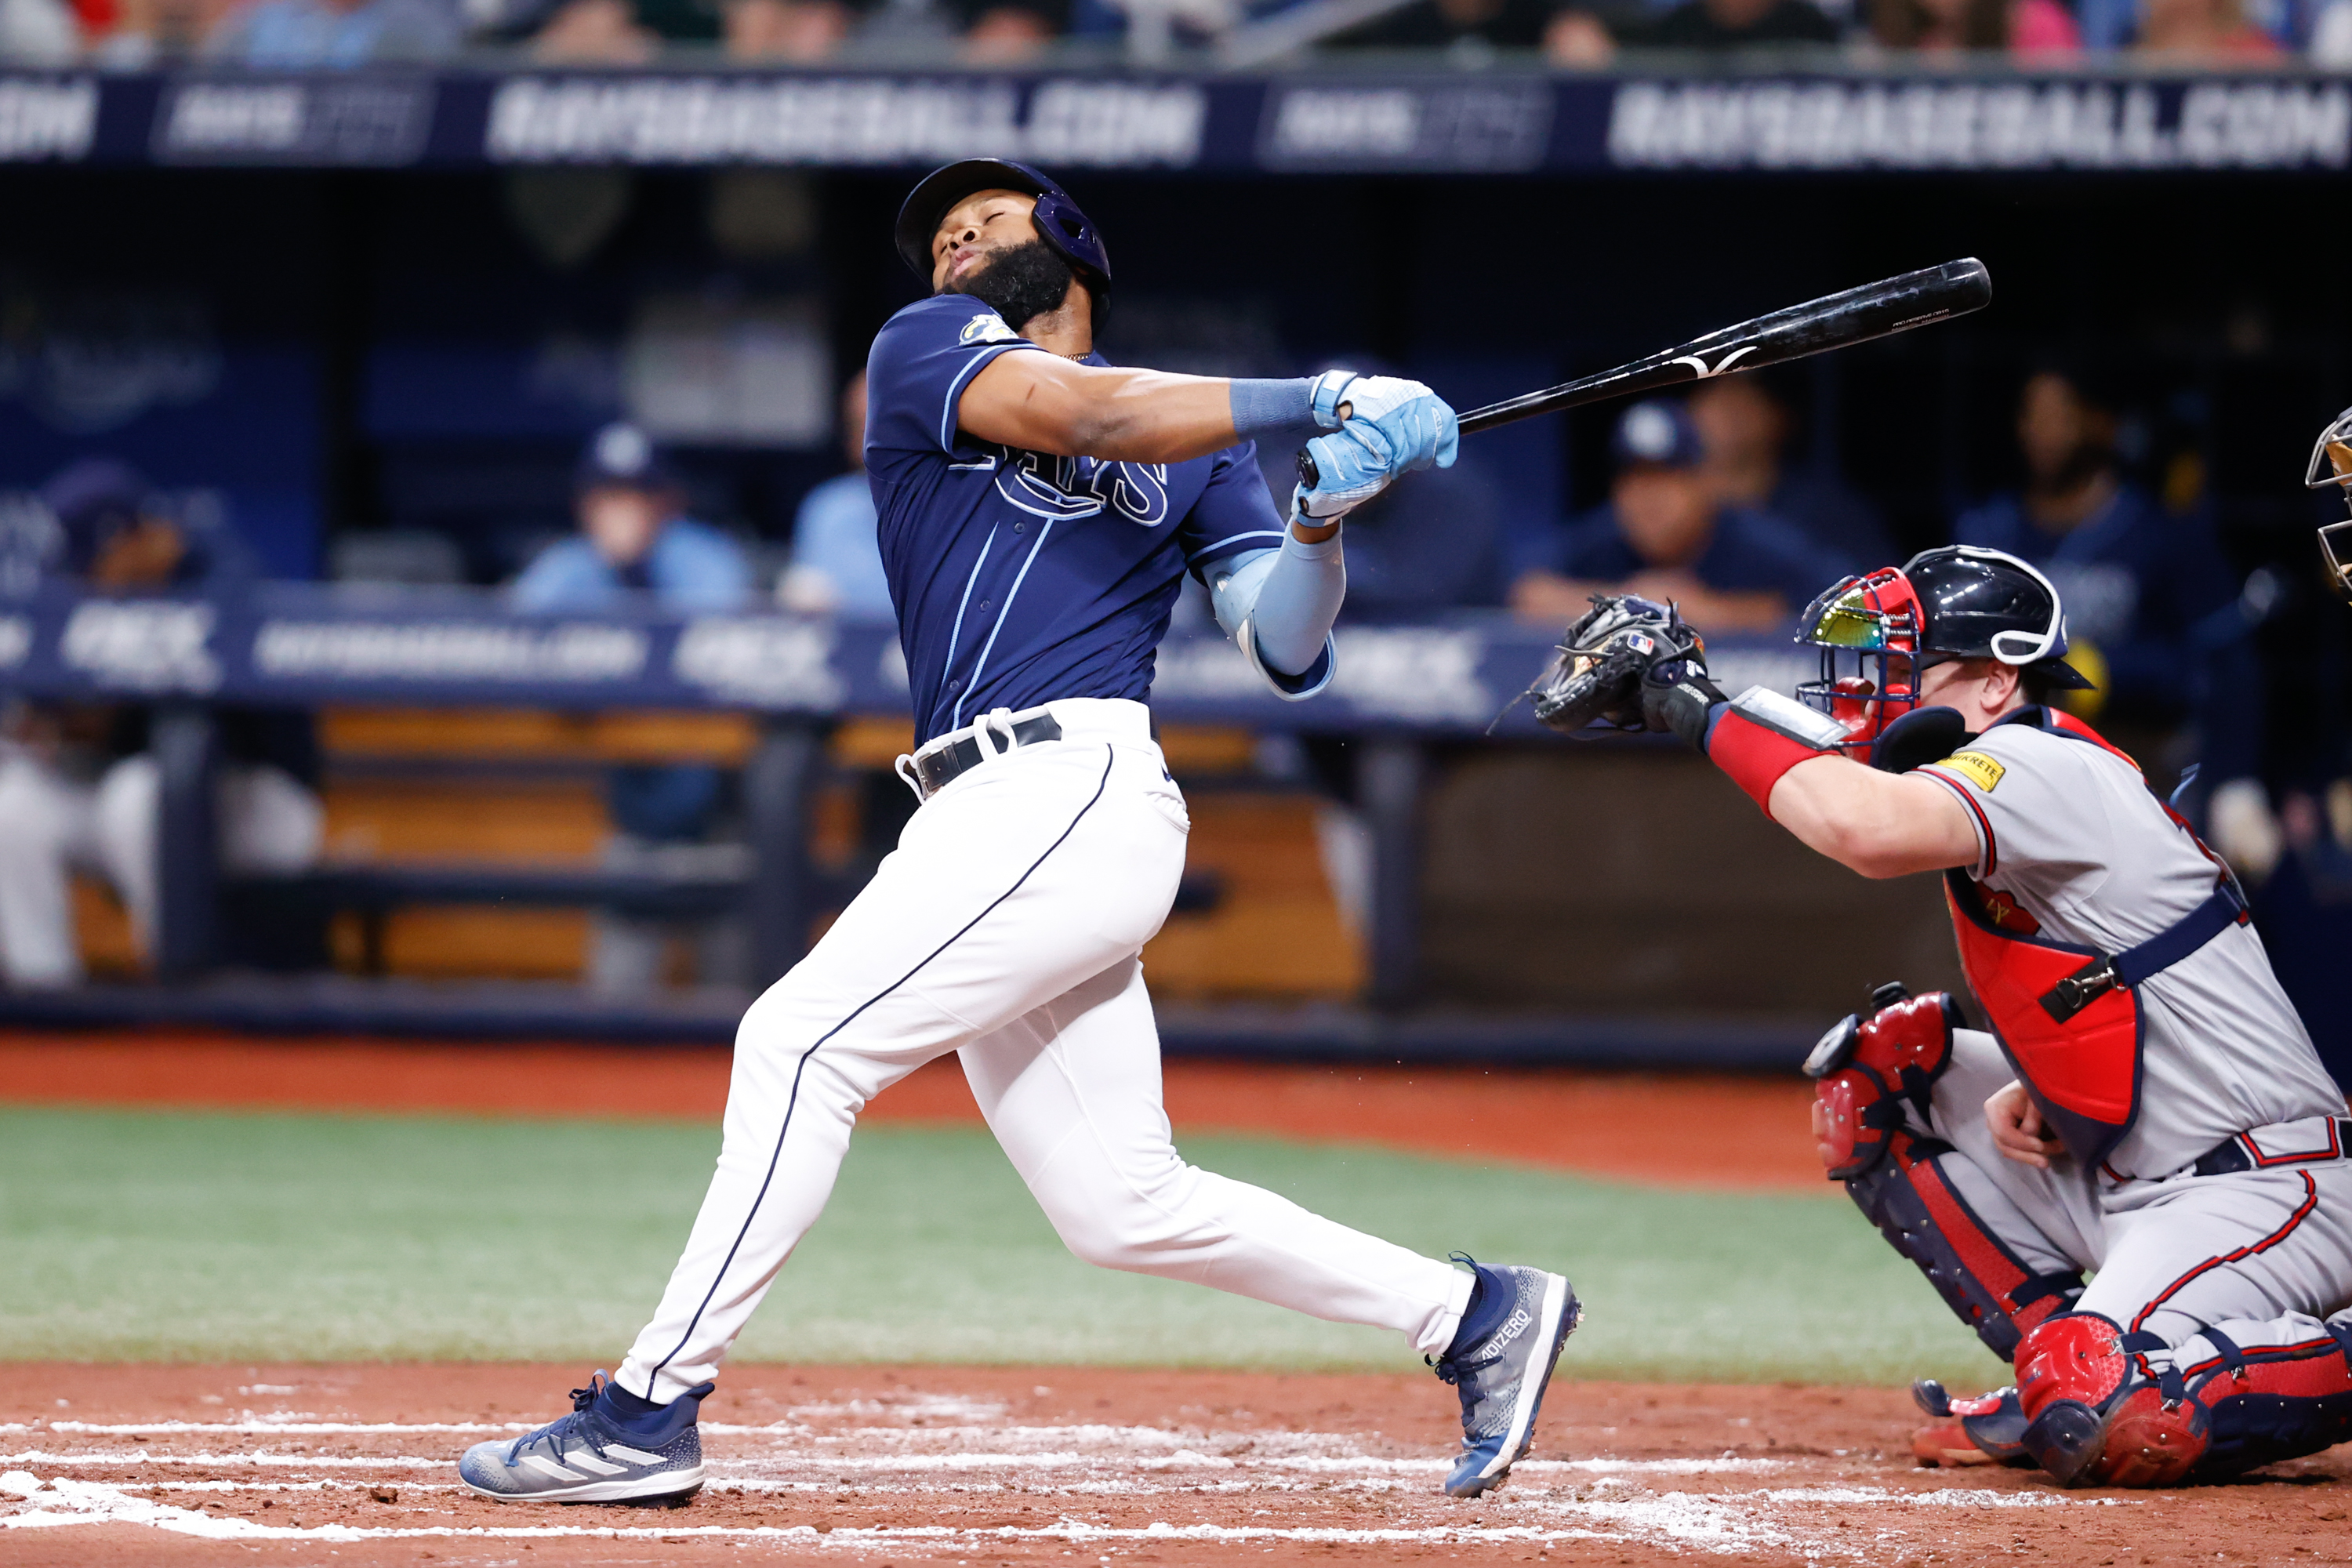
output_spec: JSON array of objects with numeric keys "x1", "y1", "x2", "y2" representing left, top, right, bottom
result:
[
  {"x1": 1455, "y1": 257, "x2": 1990, "y2": 437},
  {"x1": 1297, "y1": 259, "x2": 1989, "y2": 486}
]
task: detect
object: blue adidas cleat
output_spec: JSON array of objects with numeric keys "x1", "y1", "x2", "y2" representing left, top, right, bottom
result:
[
  {"x1": 1432, "y1": 1259, "x2": 1581, "y2": 1498},
  {"x1": 458, "y1": 1371, "x2": 713, "y2": 1504}
]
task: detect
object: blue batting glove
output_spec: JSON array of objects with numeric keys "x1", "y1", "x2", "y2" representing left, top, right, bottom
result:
[
  {"x1": 1291, "y1": 376, "x2": 1459, "y2": 520},
  {"x1": 1338, "y1": 376, "x2": 1458, "y2": 473},
  {"x1": 1294, "y1": 418, "x2": 1398, "y2": 520}
]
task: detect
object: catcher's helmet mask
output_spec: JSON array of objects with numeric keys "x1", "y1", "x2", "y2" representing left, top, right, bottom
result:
[
  {"x1": 2305, "y1": 402, "x2": 2352, "y2": 602},
  {"x1": 1795, "y1": 545, "x2": 2092, "y2": 751},
  {"x1": 895, "y1": 158, "x2": 1111, "y2": 336}
]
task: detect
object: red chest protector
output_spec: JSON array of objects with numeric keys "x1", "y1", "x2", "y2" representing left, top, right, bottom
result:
[{"x1": 1940, "y1": 709, "x2": 2250, "y2": 1170}]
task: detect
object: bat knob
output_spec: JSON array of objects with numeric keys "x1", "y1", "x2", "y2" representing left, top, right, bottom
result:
[{"x1": 1295, "y1": 448, "x2": 1319, "y2": 488}]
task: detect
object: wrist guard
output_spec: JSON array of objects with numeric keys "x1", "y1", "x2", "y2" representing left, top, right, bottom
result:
[{"x1": 1704, "y1": 687, "x2": 1849, "y2": 815}]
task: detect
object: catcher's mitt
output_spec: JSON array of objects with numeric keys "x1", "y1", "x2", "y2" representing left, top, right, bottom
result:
[{"x1": 1525, "y1": 595, "x2": 1704, "y2": 735}]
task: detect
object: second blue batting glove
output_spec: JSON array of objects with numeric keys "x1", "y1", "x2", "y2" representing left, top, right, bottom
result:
[{"x1": 1293, "y1": 376, "x2": 1458, "y2": 521}]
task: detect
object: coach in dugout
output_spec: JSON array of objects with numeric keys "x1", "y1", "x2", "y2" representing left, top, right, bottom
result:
[
  {"x1": 510, "y1": 423, "x2": 754, "y2": 995},
  {"x1": 1508, "y1": 398, "x2": 1853, "y2": 634},
  {"x1": 0, "y1": 459, "x2": 322, "y2": 989}
]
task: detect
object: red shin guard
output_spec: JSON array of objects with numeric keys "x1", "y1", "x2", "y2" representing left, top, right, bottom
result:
[{"x1": 2018, "y1": 1316, "x2": 2206, "y2": 1487}]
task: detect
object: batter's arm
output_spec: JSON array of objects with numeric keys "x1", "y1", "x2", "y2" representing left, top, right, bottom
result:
[
  {"x1": 1766, "y1": 756, "x2": 1981, "y2": 880},
  {"x1": 958, "y1": 354, "x2": 1242, "y2": 464}
]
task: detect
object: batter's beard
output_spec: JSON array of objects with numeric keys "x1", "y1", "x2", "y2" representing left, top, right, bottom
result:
[{"x1": 946, "y1": 238, "x2": 1076, "y2": 333}]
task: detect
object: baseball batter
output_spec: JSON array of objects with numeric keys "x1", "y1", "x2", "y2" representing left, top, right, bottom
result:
[
  {"x1": 456, "y1": 158, "x2": 1578, "y2": 1506},
  {"x1": 1605, "y1": 546, "x2": 2352, "y2": 1486}
]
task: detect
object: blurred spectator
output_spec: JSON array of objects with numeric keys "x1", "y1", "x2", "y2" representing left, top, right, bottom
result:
[
  {"x1": 721, "y1": 0, "x2": 849, "y2": 55},
  {"x1": 1866, "y1": 0, "x2": 2078, "y2": 53},
  {"x1": 528, "y1": 0, "x2": 718, "y2": 60},
  {"x1": 1688, "y1": 374, "x2": 1890, "y2": 567},
  {"x1": 0, "y1": 0, "x2": 78, "y2": 61},
  {"x1": 512, "y1": 423, "x2": 753, "y2": 996},
  {"x1": 1623, "y1": 0, "x2": 1839, "y2": 48},
  {"x1": 0, "y1": 460, "x2": 322, "y2": 989},
  {"x1": 1331, "y1": 0, "x2": 1613, "y2": 62},
  {"x1": 1341, "y1": 459, "x2": 1511, "y2": 612},
  {"x1": 1953, "y1": 368, "x2": 2245, "y2": 740},
  {"x1": 2136, "y1": 0, "x2": 2280, "y2": 53},
  {"x1": 2314, "y1": 0, "x2": 2352, "y2": 62},
  {"x1": 1510, "y1": 400, "x2": 1844, "y2": 633},
  {"x1": 778, "y1": 372, "x2": 895, "y2": 622},
  {"x1": 92, "y1": 0, "x2": 245, "y2": 61},
  {"x1": 209, "y1": 0, "x2": 462, "y2": 62},
  {"x1": 948, "y1": 0, "x2": 1066, "y2": 58}
]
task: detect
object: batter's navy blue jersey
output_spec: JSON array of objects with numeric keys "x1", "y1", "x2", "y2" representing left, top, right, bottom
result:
[{"x1": 865, "y1": 294, "x2": 1288, "y2": 746}]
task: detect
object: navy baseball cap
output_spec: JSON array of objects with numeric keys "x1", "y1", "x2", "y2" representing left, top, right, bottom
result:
[
  {"x1": 41, "y1": 458, "x2": 155, "y2": 571},
  {"x1": 1612, "y1": 401, "x2": 1705, "y2": 471},
  {"x1": 575, "y1": 423, "x2": 679, "y2": 495}
]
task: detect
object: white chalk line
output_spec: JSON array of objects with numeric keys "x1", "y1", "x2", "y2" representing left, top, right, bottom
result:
[
  {"x1": 4, "y1": 1444, "x2": 1789, "y2": 1479},
  {"x1": 0, "y1": 1473, "x2": 1793, "y2": 1552}
]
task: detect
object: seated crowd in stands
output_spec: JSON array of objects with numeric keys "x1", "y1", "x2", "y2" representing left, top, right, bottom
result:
[
  {"x1": 0, "y1": 358, "x2": 2277, "y2": 990},
  {"x1": 0, "y1": 0, "x2": 2331, "y2": 65}
]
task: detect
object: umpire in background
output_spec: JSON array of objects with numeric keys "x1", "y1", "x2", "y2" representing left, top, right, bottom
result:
[{"x1": 511, "y1": 423, "x2": 753, "y2": 995}]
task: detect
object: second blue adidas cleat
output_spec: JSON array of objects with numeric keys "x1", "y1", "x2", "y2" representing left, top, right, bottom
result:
[
  {"x1": 1432, "y1": 1258, "x2": 1582, "y2": 1498},
  {"x1": 458, "y1": 1371, "x2": 713, "y2": 1504}
]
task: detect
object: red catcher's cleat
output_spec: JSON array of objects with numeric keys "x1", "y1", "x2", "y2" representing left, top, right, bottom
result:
[{"x1": 1912, "y1": 1418, "x2": 1999, "y2": 1467}]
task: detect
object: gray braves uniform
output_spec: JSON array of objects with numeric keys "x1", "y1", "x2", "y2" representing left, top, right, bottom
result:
[{"x1": 1911, "y1": 720, "x2": 2352, "y2": 1378}]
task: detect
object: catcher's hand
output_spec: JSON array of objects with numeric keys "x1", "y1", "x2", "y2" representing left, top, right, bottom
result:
[{"x1": 1527, "y1": 594, "x2": 1704, "y2": 735}]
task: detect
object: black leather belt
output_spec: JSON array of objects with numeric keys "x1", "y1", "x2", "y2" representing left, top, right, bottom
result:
[
  {"x1": 910, "y1": 713, "x2": 1063, "y2": 798},
  {"x1": 2193, "y1": 1117, "x2": 2352, "y2": 1178}
]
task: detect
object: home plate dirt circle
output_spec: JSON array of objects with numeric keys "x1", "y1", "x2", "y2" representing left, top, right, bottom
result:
[{"x1": 3, "y1": 1365, "x2": 2346, "y2": 1566}]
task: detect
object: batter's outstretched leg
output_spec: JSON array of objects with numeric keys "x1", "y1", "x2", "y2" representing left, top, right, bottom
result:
[{"x1": 964, "y1": 956, "x2": 1575, "y2": 1497}]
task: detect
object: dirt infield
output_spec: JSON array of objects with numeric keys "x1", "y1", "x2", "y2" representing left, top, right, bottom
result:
[
  {"x1": 4, "y1": 1364, "x2": 2346, "y2": 1567},
  {"x1": 0, "y1": 1031, "x2": 1822, "y2": 1190}
]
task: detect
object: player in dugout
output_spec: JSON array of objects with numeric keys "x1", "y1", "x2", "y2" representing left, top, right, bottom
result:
[
  {"x1": 454, "y1": 158, "x2": 1581, "y2": 1507},
  {"x1": 1563, "y1": 546, "x2": 2352, "y2": 1487}
]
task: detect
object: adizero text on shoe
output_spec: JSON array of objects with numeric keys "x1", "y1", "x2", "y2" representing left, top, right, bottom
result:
[
  {"x1": 1434, "y1": 1265, "x2": 1582, "y2": 1498},
  {"x1": 458, "y1": 1374, "x2": 710, "y2": 1504}
]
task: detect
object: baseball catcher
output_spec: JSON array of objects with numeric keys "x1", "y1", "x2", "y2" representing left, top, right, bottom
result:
[{"x1": 1548, "y1": 547, "x2": 2352, "y2": 1487}]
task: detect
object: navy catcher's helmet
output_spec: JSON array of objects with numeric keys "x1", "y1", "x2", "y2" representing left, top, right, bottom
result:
[
  {"x1": 1795, "y1": 545, "x2": 2092, "y2": 750},
  {"x1": 894, "y1": 158, "x2": 1111, "y2": 334}
]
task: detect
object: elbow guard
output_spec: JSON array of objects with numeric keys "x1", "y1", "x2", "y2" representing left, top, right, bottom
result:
[
  {"x1": 1237, "y1": 616, "x2": 1336, "y2": 701},
  {"x1": 1210, "y1": 533, "x2": 1344, "y2": 700},
  {"x1": 1705, "y1": 687, "x2": 1849, "y2": 816}
]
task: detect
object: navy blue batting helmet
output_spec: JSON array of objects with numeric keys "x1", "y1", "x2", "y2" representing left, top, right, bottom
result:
[{"x1": 895, "y1": 158, "x2": 1111, "y2": 332}]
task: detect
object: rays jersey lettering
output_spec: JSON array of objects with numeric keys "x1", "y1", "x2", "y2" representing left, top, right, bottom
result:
[
  {"x1": 996, "y1": 452, "x2": 1171, "y2": 526},
  {"x1": 864, "y1": 294, "x2": 1288, "y2": 745}
]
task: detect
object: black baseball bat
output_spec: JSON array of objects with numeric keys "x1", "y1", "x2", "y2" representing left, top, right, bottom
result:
[{"x1": 1297, "y1": 257, "x2": 1991, "y2": 485}]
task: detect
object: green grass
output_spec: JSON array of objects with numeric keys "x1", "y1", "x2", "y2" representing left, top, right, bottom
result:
[{"x1": 0, "y1": 1105, "x2": 2005, "y2": 1387}]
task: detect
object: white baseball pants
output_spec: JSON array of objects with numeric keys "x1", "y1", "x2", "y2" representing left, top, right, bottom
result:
[
  {"x1": 0, "y1": 752, "x2": 323, "y2": 988},
  {"x1": 1925, "y1": 1028, "x2": 2352, "y2": 1374},
  {"x1": 619, "y1": 699, "x2": 1470, "y2": 1403}
]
